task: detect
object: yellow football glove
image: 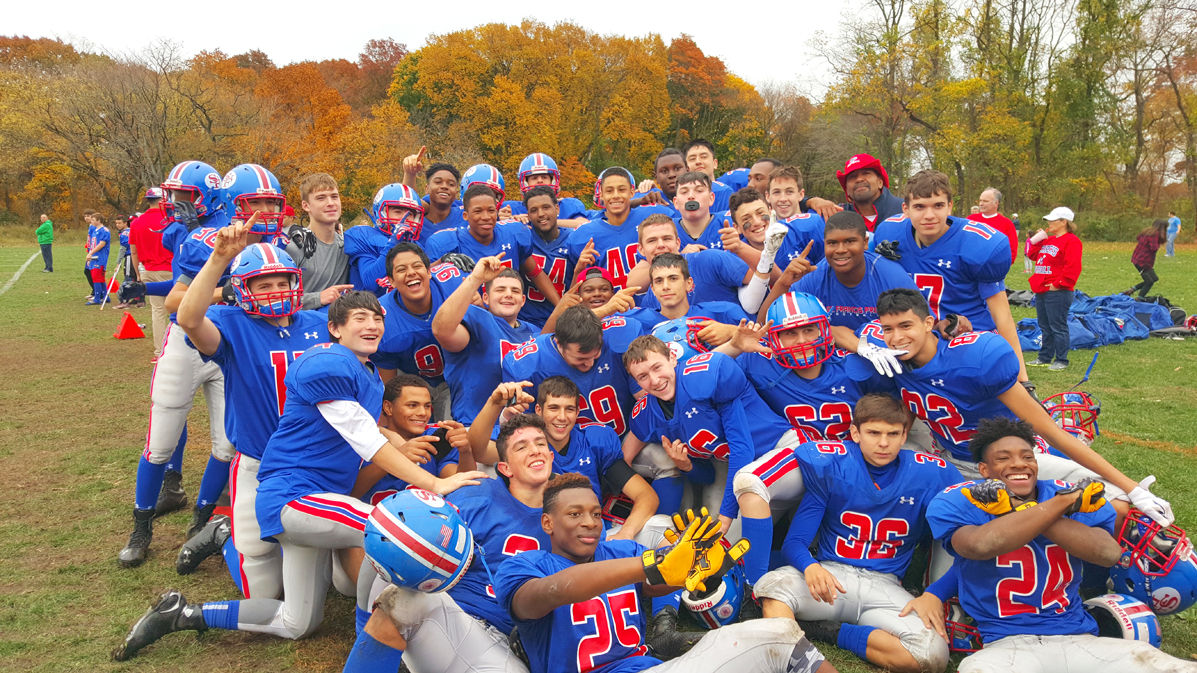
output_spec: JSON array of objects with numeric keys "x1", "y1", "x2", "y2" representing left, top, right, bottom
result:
[
  {"x1": 686, "y1": 537, "x2": 751, "y2": 595},
  {"x1": 1059, "y1": 478, "x2": 1106, "y2": 514},
  {"x1": 642, "y1": 508, "x2": 722, "y2": 587},
  {"x1": 962, "y1": 479, "x2": 1014, "y2": 516}
]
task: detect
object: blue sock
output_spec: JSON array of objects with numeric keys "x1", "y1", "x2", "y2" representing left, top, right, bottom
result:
[
  {"x1": 343, "y1": 628, "x2": 404, "y2": 673},
  {"x1": 653, "y1": 590, "x2": 682, "y2": 615},
  {"x1": 836, "y1": 623, "x2": 876, "y2": 660},
  {"x1": 221, "y1": 536, "x2": 245, "y2": 596},
  {"x1": 144, "y1": 280, "x2": 174, "y2": 296},
  {"x1": 134, "y1": 457, "x2": 167, "y2": 510},
  {"x1": 92, "y1": 281, "x2": 105, "y2": 300},
  {"x1": 740, "y1": 516, "x2": 773, "y2": 584},
  {"x1": 165, "y1": 427, "x2": 187, "y2": 473},
  {"x1": 201, "y1": 601, "x2": 240, "y2": 630},
  {"x1": 355, "y1": 606, "x2": 371, "y2": 634},
  {"x1": 652, "y1": 477, "x2": 683, "y2": 514},
  {"x1": 196, "y1": 455, "x2": 230, "y2": 508}
]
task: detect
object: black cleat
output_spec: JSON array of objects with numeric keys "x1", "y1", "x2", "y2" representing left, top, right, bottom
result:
[
  {"x1": 155, "y1": 470, "x2": 187, "y2": 517},
  {"x1": 647, "y1": 606, "x2": 702, "y2": 660},
  {"x1": 185, "y1": 503, "x2": 218, "y2": 540},
  {"x1": 797, "y1": 619, "x2": 843, "y2": 644},
  {"x1": 118, "y1": 508, "x2": 154, "y2": 568},
  {"x1": 740, "y1": 584, "x2": 763, "y2": 621},
  {"x1": 111, "y1": 590, "x2": 205, "y2": 661},
  {"x1": 176, "y1": 515, "x2": 230, "y2": 575}
]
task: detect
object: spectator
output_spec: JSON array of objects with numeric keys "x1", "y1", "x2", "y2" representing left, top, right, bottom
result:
[
  {"x1": 967, "y1": 187, "x2": 1018, "y2": 265},
  {"x1": 128, "y1": 189, "x2": 173, "y2": 358},
  {"x1": 1126, "y1": 218, "x2": 1168, "y2": 298},
  {"x1": 802, "y1": 153, "x2": 905, "y2": 230},
  {"x1": 1166, "y1": 210, "x2": 1181, "y2": 257},
  {"x1": 1027, "y1": 207, "x2": 1082, "y2": 371},
  {"x1": 35, "y1": 213, "x2": 53, "y2": 272},
  {"x1": 286, "y1": 173, "x2": 353, "y2": 310}
]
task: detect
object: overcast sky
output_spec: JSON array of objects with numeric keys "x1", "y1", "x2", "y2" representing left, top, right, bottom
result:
[{"x1": 9, "y1": 1, "x2": 855, "y2": 99}]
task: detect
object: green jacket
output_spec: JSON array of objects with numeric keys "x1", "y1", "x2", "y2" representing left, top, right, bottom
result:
[{"x1": 36, "y1": 220, "x2": 53, "y2": 244}]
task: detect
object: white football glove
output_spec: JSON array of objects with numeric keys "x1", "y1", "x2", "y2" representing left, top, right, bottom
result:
[
  {"x1": 1128, "y1": 475, "x2": 1175, "y2": 526},
  {"x1": 756, "y1": 214, "x2": 789, "y2": 274},
  {"x1": 856, "y1": 341, "x2": 908, "y2": 377}
]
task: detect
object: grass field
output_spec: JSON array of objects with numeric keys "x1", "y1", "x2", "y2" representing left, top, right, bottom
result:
[{"x1": 0, "y1": 238, "x2": 1193, "y2": 672}]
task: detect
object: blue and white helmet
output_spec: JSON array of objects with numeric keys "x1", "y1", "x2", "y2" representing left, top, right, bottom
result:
[
  {"x1": 161, "y1": 160, "x2": 223, "y2": 218},
  {"x1": 651, "y1": 317, "x2": 711, "y2": 363},
  {"x1": 681, "y1": 559, "x2": 745, "y2": 629},
  {"x1": 220, "y1": 163, "x2": 287, "y2": 235},
  {"x1": 368, "y1": 183, "x2": 425, "y2": 241},
  {"x1": 518, "y1": 153, "x2": 560, "y2": 194},
  {"x1": 364, "y1": 489, "x2": 474, "y2": 593},
  {"x1": 228, "y1": 243, "x2": 302, "y2": 318},
  {"x1": 1111, "y1": 510, "x2": 1197, "y2": 615},
  {"x1": 766, "y1": 291, "x2": 833, "y2": 369},
  {"x1": 460, "y1": 164, "x2": 506, "y2": 204},
  {"x1": 1083, "y1": 594, "x2": 1162, "y2": 648}
]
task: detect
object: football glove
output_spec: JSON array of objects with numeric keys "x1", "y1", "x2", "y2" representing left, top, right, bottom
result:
[
  {"x1": 962, "y1": 479, "x2": 1014, "y2": 516},
  {"x1": 1128, "y1": 476, "x2": 1175, "y2": 526},
  {"x1": 642, "y1": 508, "x2": 722, "y2": 587},
  {"x1": 875, "y1": 239, "x2": 901, "y2": 261},
  {"x1": 857, "y1": 341, "x2": 908, "y2": 377},
  {"x1": 1058, "y1": 478, "x2": 1106, "y2": 515},
  {"x1": 686, "y1": 537, "x2": 750, "y2": 595}
]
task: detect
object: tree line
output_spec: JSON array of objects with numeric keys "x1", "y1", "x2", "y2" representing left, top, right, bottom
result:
[{"x1": 2, "y1": 2, "x2": 1195, "y2": 238}]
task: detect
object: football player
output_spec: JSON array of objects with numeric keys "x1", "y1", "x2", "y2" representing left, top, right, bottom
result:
[
  {"x1": 418, "y1": 160, "x2": 466, "y2": 244},
  {"x1": 494, "y1": 473, "x2": 837, "y2": 673},
  {"x1": 634, "y1": 148, "x2": 688, "y2": 216},
  {"x1": 622, "y1": 253, "x2": 749, "y2": 335},
  {"x1": 755, "y1": 394, "x2": 960, "y2": 673},
  {"x1": 875, "y1": 288, "x2": 1175, "y2": 526},
  {"x1": 520, "y1": 185, "x2": 575, "y2": 326},
  {"x1": 118, "y1": 163, "x2": 285, "y2": 568},
  {"x1": 925, "y1": 417, "x2": 1194, "y2": 672},
  {"x1": 872, "y1": 170, "x2": 1029, "y2": 382},
  {"x1": 83, "y1": 209, "x2": 110, "y2": 304},
  {"x1": 567, "y1": 167, "x2": 672, "y2": 289},
  {"x1": 346, "y1": 414, "x2": 559, "y2": 672},
  {"x1": 767, "y1": 166, "x2": 826, "y2": 266},
  {"x1": 370, "y1": 243, "x2": 463, "y2": 418},
  {"x1": 345, "y1": 183, "x2": 425, "y2": 296},
  {"x1": 671, "y1": 171, "x2": 730, "y2": 250},
  {"x1": 112, "y1": 291, "x2": 485, "y2": 660},
  {"x1": 502, "y1": 304, "x2": 642, "y2": 436},
  {"x1": 432, "y1": 255, "x2": 538, "y2": 428},
  {"x1": 682, "y1": 139, "x2": 735, "y2": 212},
  {"x1": 506, "y1": 152, "x2": 591, "y2": 222}
]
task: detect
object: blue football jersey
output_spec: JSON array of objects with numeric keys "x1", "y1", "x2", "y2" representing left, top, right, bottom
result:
[
  {"x1": 344, "y1": 225, "x2": 401, "y2": 296},
  {"x1": 718, "y1": 167, "x2": 750, "y2": 191},
  {"x1": 711, "y1": 180, "x2": 733, "y2": 213},
  {"x1": 195, "y1": 306, "x2": 329, "y2": 459},
  {"x1": 784, "y1": 441, "x2": 962, "y2": 576},
  {"x1": 622, "y1": 300, "x2": 749, "y2": 332},
  {"x1": 86, "y1": 224, "x2": 111, "y2": 269},
  {"x1": 502, "y1": 316, "x2": 643, "y2": 436},
  {"x1": 119, "y1": 229, "x2": 131, "y2": 255},
  {"x1": 927, "y1": 479, "x2": 1115, "y2": 643},
  {"x1": 673, "y1": 351, "x2": 794, "y2": 517},
  {"x1": 739, "y1": 351, "x2": 891, "y2": 442},
  {"x1": 637, "y1": 249, "x2": 749, "y2": 311},
  {"x1": 894, "y1": 332, "x2": 1020, "y2": 461},
  {"x1": 508, "y1": 196, "x2": 589, "y2": 220},
  {"x1": 522, "y1": 227, "x2": 574, "y2": 326},
  {"x1": 424, "y1": 221, "x2": 532, "y2": 266},
  {"x1": 673, "y1": 210, "x2": 731, "y2": 250},
  {"x1": 418, "y1": 206, "x2": 466, "y2": 246},
  {"x1": 779, "y1": 212, "x2": 826, "y2": 266},
  {"x1": 255, "y1": 343, "x2": 384, "y2": 540},
  {"x1": 444, "y1": 305, "x2": 536, "y2": 424},
  {"x1": 447, "y1": 478, "x2": 550, "y2": 633},
  {"x1": 369, "y1": 264, "x2": 465, "y2": 385},
  {"x1": 795, "y1": 252, "x2": 917, "y2": 332},
  {"x1": 550, "y1": 419, "x2": 626, "y2": 499},
  {"x1": 627, "y1": 393, "x2": 682, "y2": 448},
  {"x1": 496, "y1": 540, "x2": 657, "y2": 673},
  {"x1": 567, "y1": 206, "x2": 672, "y2": 290},
  {"x1": 363, "y1": 425, "x2": 459, "y2": 504},
  {"x1": 872, "y1": 215, "x2": 1010, "y2": 329}
]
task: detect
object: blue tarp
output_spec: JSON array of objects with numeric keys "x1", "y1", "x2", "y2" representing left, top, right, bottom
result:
[{"x1": 1021, "y1": 290, "x2": 1155, "y2": 350}]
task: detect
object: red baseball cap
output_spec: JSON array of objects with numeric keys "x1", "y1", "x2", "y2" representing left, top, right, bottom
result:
[
  {"x1": 574, "y1": 266, "x2": 615, "y2": 287},
  {"x1": 836, "y1": 154, "x2": 890, "y2": 192},
  {"x1": 283, "y1": 205, "x2": 296, "y2": 217}
]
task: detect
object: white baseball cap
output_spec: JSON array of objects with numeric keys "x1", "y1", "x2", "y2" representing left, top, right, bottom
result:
[
  {"x1": 144, "y1": 187, "x2": 164, "y2": 200},
  {"x1": 1043, "y1": 206, "x2": 1075, "y2": 222}
]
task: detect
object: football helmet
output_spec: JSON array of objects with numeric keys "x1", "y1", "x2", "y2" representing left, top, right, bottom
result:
[
  {"x1": 1111, "y1": 509, "x2": 1197, "y2": 615},
  {"x1": 601, "y1": 493, "x2": 634, "y2": 527},
  {"x1": 364, "y1": 489, "x2": 474, "y2": 593},
  {"x1": 219, "y1": 164, "x2": 286, "y2": 235},
  {"x1": 681, "y1": 551, "x2": 745, "y2": 629},
  {"x1": 651, "y1": 317, "x2": 711, "y2": 363},
  {"x1": 368, "y1": 183, "x2": 425, "y2": 242},
  {"x1": 1083, "y1": 593, "x2": 1162, "y2": 648},
  {"x1": 161, "y1": 160, "x2": 223, "y2": 218},
  {"x1": 460, "y1": 164, "x2": 506, "y2": 204},
  {"x1": 944, "y1": 597, "x2": 983, "y2": 653},
  {"x1": 227, "y1": 244, "x2": 302, "y2": 318},
  {"x1": 765, "y1": 291, "x2": 833, "y2": 369},
  {"x1": 518, "y1": 153, "x2": 560, "y2": 194},
  {"x1": 1043, "y1": 391, "x2": 1101, "y2": 444}
]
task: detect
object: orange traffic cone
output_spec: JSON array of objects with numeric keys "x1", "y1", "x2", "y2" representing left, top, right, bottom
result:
[{"x1": 114, "y1": 311, "x2": 146, "y2": 339}]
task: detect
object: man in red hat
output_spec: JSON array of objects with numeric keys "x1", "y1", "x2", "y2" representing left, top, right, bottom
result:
[{"x1": 804, "y1": 154, "x2": 905, "y2": 233}]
